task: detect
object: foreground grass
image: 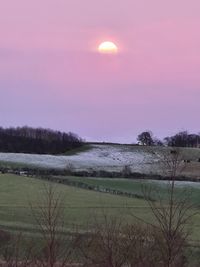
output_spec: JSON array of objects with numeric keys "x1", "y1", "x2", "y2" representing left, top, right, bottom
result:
[
  {"x1": 54, "y1": 175, "x2": 200, "y2": 243},
  {"x1": 0, "y1": 174, "x2": 148, "y2": 233},
  {"x1": 0, "y1": 173, "x2": 199, "y2": 243}
]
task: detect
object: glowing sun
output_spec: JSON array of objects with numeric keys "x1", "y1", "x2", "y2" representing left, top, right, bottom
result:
[{"x1": 98, "y1": 41, "x2": 118, "y2": 54}]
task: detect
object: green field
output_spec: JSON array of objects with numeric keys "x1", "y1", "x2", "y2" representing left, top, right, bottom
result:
[
  {"x1": 61, "y1": 176, "x2": 200, "y2": 205},
  {"x1": 0, "y1": 173, "x2": 199, "y2": 244},
  {"x1": 0, "y1": 174, "x2": 149, "y2": 234}
]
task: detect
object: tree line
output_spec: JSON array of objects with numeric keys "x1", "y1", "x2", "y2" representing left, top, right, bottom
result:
[
  {"x1": 0, "y1": 126, "x2": 83, "y2": 154},
  {"x1": 137, "y1": 130, "x2": 200, "y2": 147}
]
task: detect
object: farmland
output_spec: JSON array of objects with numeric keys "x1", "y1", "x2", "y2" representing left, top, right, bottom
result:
[
  {"x1": 0, "y1": 143, "x2": 200, "y2": 178},
  {"x1": 0, "y1": 173, "x2": 148, "y2": 234},
  {"x1": 0, "y1": 173, "x2": 199, "y2": 244},
  {"x1": 0, "y1": 143, "x2": 199, "y2": 266}
]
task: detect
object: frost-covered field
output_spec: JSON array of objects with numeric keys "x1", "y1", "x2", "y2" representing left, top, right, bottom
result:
[
  {"x1": 0, "y1": 144, "x2": 155, "y2": 172},
  {"x1": 0, "y1": 144, "x2": 199, "y2": 176}
]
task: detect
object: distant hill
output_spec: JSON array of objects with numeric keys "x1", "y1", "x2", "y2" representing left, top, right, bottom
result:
[{"x1": 0, "y1": 143, "x2": 199, "y2": 179}]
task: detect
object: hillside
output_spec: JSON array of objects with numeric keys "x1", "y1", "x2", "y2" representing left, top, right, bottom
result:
[{"x1": 0, "y1": 143, "x2": 200, "y2": 178}]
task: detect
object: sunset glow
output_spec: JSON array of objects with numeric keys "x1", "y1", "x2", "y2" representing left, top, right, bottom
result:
[
  {"x1": 1, "y1": 0, "x2": 200, "y2": 142},
  {"x1": 98, "y1": 41, "x2": 118, "y2": 54}
]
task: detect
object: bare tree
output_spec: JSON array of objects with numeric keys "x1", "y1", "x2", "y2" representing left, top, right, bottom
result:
[
  {"x1": 30, "y1": 183, "x2": 76, "y2": 267},
  {"x1": 77, "y1": 213, "x2": 164, "y2": 267},
  {"x1": 78, "y1": 214, "x2": 127, "y2": 267},
  {"x1": 2, "y1": 233, "x2": 34, "y2": 267},
  {"x1": 143, "y1": 148, "x2": 197, "y2": 267}
]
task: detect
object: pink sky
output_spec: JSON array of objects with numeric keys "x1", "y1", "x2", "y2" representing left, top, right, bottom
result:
[{"x1": 0, "y1": 0, "x2": 200, "y2": 142}]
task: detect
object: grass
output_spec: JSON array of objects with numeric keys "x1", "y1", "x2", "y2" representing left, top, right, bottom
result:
[
  {"x1": 0, "y1": 144, "x2": 200, "y2": 179},
  {"x1": 0, "y1": 174, "x2": 148, "y2": 234},
  {"x1": 0, "y1": 173, "x2": 199, "y2": 243},
  {"x1": 52, "y1": 175, "x2": 200, "y2": 243},
  {"x1": 61, "y1": 144, "x2": 93, "y2": 156},
  {"x1": 57, "y1": 176, "x2": 200, "y2": 205},
  {"x1": 0, "y1": 144, "x2": 93, "y2": 169}
]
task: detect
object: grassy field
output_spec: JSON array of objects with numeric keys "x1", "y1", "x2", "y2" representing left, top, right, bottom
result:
[
  {"x1": 62, "y1": 143, "x2": 92, "y2": 155},
  {"x1": 0, "y1": 144, "x2": 200, "y2": 178},
  {"x1": 0, "y1": 174, "x2": 149, "y2": 234},
  {"x1": 0, "y1": 173, "x2": 199, "y2": 244},
  {"x1": 61, "y1": 176, "x2": 200, "y2": 205},
  {"x1": 54, "y1": 176, "x2": 200, "y2": 243}
]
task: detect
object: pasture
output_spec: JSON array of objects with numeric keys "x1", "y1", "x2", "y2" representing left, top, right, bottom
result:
[
  {"x1": 0, "y1": 174, "x2": 147, "y2": 234},
  {"x1": 0, "y1": 173, "x2": 199, "y2": 244},
  {"x1": 0, "y1": 144, "x2": 200, "y2": 178},
  {"x1": 57, "y1": 176, "x2": 200, "y2": 205}
]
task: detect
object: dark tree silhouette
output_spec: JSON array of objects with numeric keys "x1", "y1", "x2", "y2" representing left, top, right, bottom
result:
[
  {"x1": 164, "y1": 131, "x2": 200, "y2": 147},
  {"x1": 137, "y1": 131, "x2": 154, "y2": 146},
  {"x1": 0, "y1": 126, "x2": 83, "y2": 154}
]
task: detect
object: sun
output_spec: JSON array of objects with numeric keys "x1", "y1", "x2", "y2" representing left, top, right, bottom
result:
[{"x1": 98, "y1": 41, "x2": 118, "y2": 54}]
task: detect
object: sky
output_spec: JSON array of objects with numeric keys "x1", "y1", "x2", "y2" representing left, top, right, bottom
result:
[{"x1": 0, "y1": 0, "x2": 200, "y2": 143}]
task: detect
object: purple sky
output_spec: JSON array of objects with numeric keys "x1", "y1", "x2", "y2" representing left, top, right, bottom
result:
[{"x1": 1, "y1": 0, "x2": 200, "y2": 142}]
